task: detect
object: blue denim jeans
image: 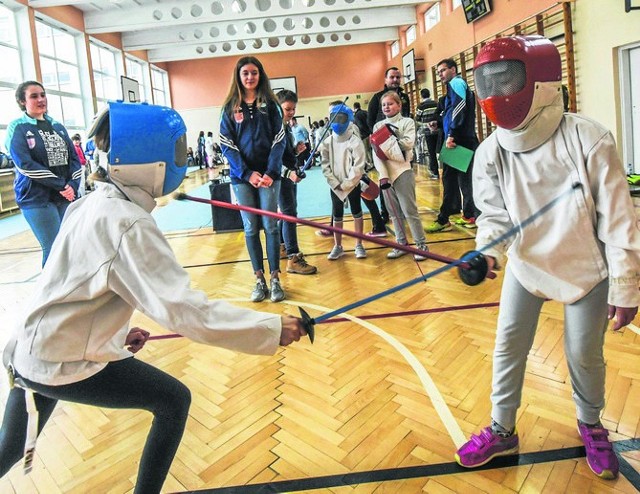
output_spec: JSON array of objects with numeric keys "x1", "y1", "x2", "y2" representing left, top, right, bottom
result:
[
  {"x1": 278, "y1": 178, "x2": 299, "y2": 256},
  {"x1": 233, "y1": 181, "x2": 281, "y2": 274},
  {"x1": 21, "y1": 201, "x2": 70, "y2": 267}
]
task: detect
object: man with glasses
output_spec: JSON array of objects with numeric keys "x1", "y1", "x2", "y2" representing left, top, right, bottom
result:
[{"x1": 425, "y1": 58, "x2": 480, "y2": 233}]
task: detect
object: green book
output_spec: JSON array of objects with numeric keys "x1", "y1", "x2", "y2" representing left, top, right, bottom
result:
[{"x1": 439, "y1": 144, "x2": 474, "y2": 172}]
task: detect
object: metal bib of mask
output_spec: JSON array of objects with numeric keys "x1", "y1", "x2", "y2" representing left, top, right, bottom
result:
[{"x1": 474, "y1": 35, "x2": 562, "y2": 129}]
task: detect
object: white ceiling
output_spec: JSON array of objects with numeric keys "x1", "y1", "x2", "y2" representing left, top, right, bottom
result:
[{"x1": 28, "y1": 0, "x2": 432, "y2": 63}]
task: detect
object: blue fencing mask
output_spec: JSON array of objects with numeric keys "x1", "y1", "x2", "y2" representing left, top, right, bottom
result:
[
  {"x1": 329, "y1": 105, "x2": 354, "y2": 136},
  {"x1": 88, "y1": 101, "x2": 187, "y2": 197}
]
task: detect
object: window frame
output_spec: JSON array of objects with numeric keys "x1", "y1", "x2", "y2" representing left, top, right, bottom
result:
[
  {"x1": 150, "y1": 65, "x2": 171, "y2": 106},
  {"x1": 35, "y1": 18, "x2": 88, "y2": 131},
  {"x1": 424, "y1": 3, "x2": 441, "y2": 32},
  {"x1": 125, "y1": 55, "x2": 152, "y2": 103},
  {"x1": 405, "y1": 25, "x2": 416, "y2": 46},
  {"x1": 390, "y1": 40, "x2": 400, "y2": 59},
  {"x1": 89, "y1": 39, "x2": 123, "y2": 107}
]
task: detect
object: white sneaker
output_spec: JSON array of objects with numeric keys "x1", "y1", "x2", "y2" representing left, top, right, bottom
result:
[
  {"x1": 327, "y1": 245, "x2": 345, "y2": 260},
  {"x1": 354, "y1": 244, "x2": 367, "y2": 259},
  {"x1": 387, "y1": 247, "x2": 409, "y2": 259},
  {"x1": 414, "y1": 242, "x2": 429, "y2": 261}
]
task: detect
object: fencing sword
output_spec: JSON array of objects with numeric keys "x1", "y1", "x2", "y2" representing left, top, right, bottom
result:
[
  {"x1": 175, "y1": 192, "x2": 485, "y2": 273},
  {"x1": 296, "y1": 96, "x2": 350, "y2": 178},
  {"x1": 297, "y1": 183, "x2": 582, "y2": 343}
]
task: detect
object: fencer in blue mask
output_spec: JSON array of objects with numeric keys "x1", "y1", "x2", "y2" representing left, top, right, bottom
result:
[
  {"x1": 319, "y1": 101, "x2": 368, "y2": 260},
  {"x1": 0, "y1": 101, "x2": 306, "y2": 493}
]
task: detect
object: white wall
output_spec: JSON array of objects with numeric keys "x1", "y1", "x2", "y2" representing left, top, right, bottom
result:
[{"x1": 573, "y1": 0, "x2": 640, "y2": 148}]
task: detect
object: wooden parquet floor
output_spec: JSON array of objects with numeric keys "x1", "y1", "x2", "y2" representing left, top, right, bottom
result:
[{"x1": 0, "y1": 167, "x2": 639, "y2": 493}]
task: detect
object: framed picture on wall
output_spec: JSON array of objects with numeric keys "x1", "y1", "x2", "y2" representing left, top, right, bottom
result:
[{"x1": 270, "y1": 76, "x2": 297, "y2": 95}]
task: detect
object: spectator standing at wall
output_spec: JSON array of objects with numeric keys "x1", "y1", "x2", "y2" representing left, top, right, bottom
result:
[
  {"x1": 196, "y1": 130, "x2": 206, "y2": 169},
  {"x1": 72, "y1": 134, "x2": 87, "y2": 197},
  {"x1": 5, "y1": 81, "x2": 81, "y2": 266},
  {"x1": 205, "y1": 131, "x2": 215, "y2": 169}
]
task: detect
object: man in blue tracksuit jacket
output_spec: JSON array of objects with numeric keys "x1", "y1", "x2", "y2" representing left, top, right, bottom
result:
[{"x1": 426, "y1": 58, "x2": 480, "y2": 233}]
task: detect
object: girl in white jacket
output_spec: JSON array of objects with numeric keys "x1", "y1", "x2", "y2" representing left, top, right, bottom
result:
[
  {"x1": 372, "y1": 91, "x2": 428, "y2": 261},
  {"x1": 320, "y1": 101, "x2": 367, "y2": 260}
]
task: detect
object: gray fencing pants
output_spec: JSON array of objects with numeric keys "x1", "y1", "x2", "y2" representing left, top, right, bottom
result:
[{"x1": 491, "y1": 265, "x2": 609, "y2": 429}]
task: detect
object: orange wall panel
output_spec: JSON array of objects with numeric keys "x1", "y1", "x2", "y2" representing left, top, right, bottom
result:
[
  {"x1": 390, "y1": 0, "x2": 562, "y2": 78},
  {"x1": 92, "y1": 32, "x2": 123, "y2": 50},
  {"x1": 37, "y1": 6, "x2": 84, "y2": 32},
  {"x1": 168, "y1": 43, "x2": 389, "y2": 110}
]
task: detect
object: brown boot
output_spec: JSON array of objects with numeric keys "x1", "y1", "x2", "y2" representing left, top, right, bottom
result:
[
  {"x1": 286, "y1": 253, "x2": 317, "y2": 275},
  {"x1": 280, "y1": 244, "x2": 287, "y2": 259}
]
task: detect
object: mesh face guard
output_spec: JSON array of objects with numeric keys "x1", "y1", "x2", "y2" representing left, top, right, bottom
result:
[
  {"x1": 475, "y1": 60, "x2": 526, "y2": 100},
  {"x1": 474, "y1": 35, "x2": 561, "y2": 129}
]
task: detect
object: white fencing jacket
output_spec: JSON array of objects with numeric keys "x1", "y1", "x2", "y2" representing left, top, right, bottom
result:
[
  {"x1": 474, "y1": 112, "x2": 640, "y2": 306},
  {"x1": 5, "y1": 183, "x2": 282, "y2": 386}
]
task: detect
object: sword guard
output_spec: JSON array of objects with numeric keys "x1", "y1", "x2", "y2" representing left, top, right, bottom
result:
[
  {"x1": 458, "y1": 250, "x2": 489, "y2": 286},
  {"x1": 298, "y1": 307, "x2": 316, "y2": 344}
]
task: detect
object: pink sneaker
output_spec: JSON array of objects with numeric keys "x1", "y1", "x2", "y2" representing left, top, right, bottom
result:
[
  {"x1": 315, "y1": 229, "x2": 332, "y2": 237},
  {"x1": 577, "y1": 421, "x2": 619, "y2": 479},
  {"x1": 365, "y1": 230, "x2": 388, "y2": 238},
  {"x1": 455, "y1": 426, "x2": 519, "y2": 468}
]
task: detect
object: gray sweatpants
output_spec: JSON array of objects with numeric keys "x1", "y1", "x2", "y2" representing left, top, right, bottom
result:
[
  {"x1": 491, "y1": 266, "x2": 609, "y2": 429},
  {"x1": 385, "y1": 169, "x2": 426, "y2": 246}
]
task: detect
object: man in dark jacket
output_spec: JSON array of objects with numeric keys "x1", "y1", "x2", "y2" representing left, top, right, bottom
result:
[{"x1": 367, "y1": 67, "x2": 411, "y2": 131}]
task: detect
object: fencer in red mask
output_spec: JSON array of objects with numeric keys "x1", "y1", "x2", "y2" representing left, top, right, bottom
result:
[{"x1": 455, "y1": 35, "x2": 640, "y2": 480}]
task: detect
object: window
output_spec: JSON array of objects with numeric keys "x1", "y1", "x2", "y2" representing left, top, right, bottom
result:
[
  {"x1": 406, "y1": 25, "x2": 416, "y2": 46},
  {"x1": 0, "y1": 4, "x2": 23, "y2": 146},
  {"x1": 91, "y1": 41, "x2": 120, "y2": 105},
  {"x1": 424, "y1": 3, "x2": 441, "y2": 31},
  {"x1": 151, "y1": 66, "x2": 170, "y2": 106},
  {"x1": 36, "y1": 20, "x2": 85, "y2": 129},
  {"x1": 390, "y1": 40, "x2": 400, "y2": 58},
  {"x1": 125, "y1": 56, "x2": 151, "y2": 103},
  {"x1": 620, "y1": 43, "x2": 640, "y2": 173},
  {"x1": 452, "y1": 0, "x2": 462, "y2": 8}
]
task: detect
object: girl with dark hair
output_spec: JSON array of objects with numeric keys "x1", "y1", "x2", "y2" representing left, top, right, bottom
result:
[
  {"x1": 5, "y1": 81, "x2": 82, "y2": 266},
  {"x1": 219, "y1": 57, "x2": 287, "y2": 303}
]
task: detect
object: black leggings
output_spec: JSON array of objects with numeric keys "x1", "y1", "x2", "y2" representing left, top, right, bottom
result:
[
  {"x1": 330, "y1": 185, "x2": 363, "y2": 222},
  {"x1": 0, "y1": 357, "x2": 191, "y2": 494}
]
